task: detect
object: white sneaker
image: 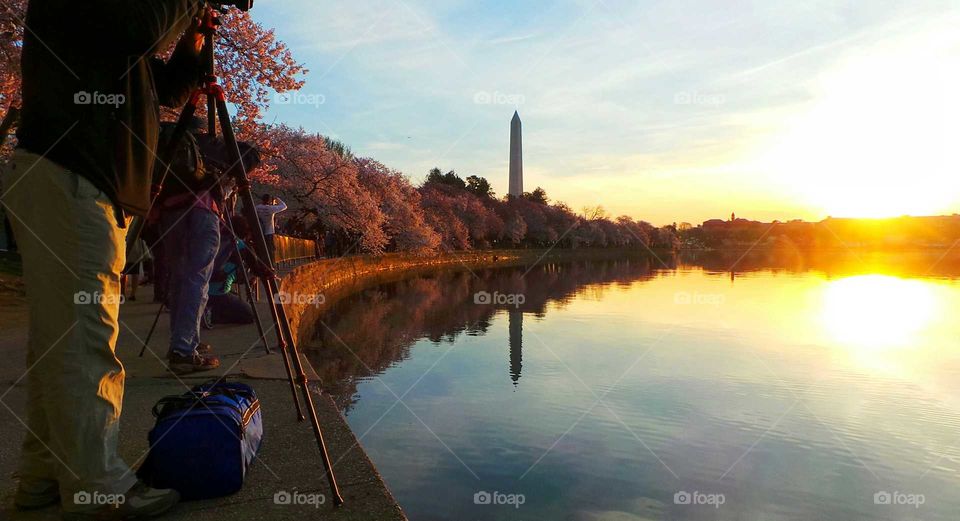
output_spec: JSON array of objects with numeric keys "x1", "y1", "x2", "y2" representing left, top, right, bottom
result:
[{"x1": 62, "y1": 481, "x2": 179, "y2": 520}]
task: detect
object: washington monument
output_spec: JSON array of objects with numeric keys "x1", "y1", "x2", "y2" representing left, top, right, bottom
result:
[{"x1": 509, "y1": 111, "x2": 523, "y2": 197}]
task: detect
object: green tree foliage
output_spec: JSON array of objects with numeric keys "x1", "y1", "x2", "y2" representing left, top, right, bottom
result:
[
  {"x1": 522, "y1": 187, "x2": 549, "y2": 205},
  {"x1": 466, "y1": 175, "x2": 495, "y2": 199},
  {"x1": 425, "y1": 168, "x2": 466, "y2": 190}
]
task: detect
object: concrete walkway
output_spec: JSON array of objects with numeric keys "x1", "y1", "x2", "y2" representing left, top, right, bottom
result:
[{"x1": 0, "y1": 275, "x2": 406, "y2": 520}]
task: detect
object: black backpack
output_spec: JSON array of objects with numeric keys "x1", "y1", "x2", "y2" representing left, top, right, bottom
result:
[{"x1": 154, "y1": 121, "x2": 207, "y2": 197}]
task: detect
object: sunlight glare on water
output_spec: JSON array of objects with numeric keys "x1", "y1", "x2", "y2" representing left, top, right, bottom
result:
[{"x1": 820, "y1": 274, "x2": 939, "y2": 350}]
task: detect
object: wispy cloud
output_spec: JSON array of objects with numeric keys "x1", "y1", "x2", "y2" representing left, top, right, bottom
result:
[
  {"x1": 483, "y1": 33, "x2": 539, "y2": 46},
  {"x1": 256, "y1": 0, "x2": 960, "y2": 224}
]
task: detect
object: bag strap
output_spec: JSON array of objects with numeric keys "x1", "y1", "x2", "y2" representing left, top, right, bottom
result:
[
  {"x1": 152, "y1": 394, "x2": 201, "y2": 418},
  {"x1": 196, "y1": 378, "x2": 256, "y2": 403},
  {"x1": 150, "y1": 379, "x2": 256, "y2": 418},
  {"x1": 153, "y1": 393, "x2": 245, "y2": 418}
]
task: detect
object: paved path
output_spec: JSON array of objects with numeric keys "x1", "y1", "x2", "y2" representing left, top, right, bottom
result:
[{"x1": 0, "y1": 276, "x2": 406, "y2": 521}]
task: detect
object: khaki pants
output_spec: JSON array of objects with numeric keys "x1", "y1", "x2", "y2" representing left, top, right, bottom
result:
[{"x1": 1, "y1": 150, "x2": 137, "y2": 508}]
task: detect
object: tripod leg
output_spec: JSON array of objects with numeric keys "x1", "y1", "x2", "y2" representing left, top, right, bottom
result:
[
  {"x1": 245, "y1": 276, "x2": 271, "y2": 355},
  {"x1": 139, "y1": 303, "x2": 164, "y2": 358},
  {"x1": 265, "y1": 273, "x2": 344, "y2": 505},
  {"x1": 261, "y1": 275, "x2": 305, "y2": 421},
  {"x1": 205, "y1": 97, "x2": 303, "y2": 419},
  {"x1": 214, "y1": 97, "x2": 343, "y2": 505}
]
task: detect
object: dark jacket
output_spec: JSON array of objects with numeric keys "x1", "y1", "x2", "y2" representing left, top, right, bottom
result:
[{"x1": 17, "y1": 0, "x2": 205, "y2": 217}]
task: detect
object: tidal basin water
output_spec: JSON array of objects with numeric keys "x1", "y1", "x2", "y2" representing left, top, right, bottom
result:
[{"x1": 307, "y1": 252, "x2": 960, "y2": 521}]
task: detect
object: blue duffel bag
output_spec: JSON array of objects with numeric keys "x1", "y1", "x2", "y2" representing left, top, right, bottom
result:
[{"x1": 138, "y1": 380, "x2": 263, "y2": 500}]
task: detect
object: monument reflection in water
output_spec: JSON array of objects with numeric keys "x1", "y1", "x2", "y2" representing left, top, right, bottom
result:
[
  {"x1": 306, "y1": 251, "x2": 960, "y2": 521},
  {"x1": 308, "y1": 257, "x2": 658, "y2": 410}
]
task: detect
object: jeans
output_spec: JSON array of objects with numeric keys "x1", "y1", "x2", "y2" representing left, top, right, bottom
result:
[
  {"x1": 1, "y1": 150, "x2": 137, "y2": 508},
  {"x1": 162, "y1": 205, "x2": 220, "y2": 357}
]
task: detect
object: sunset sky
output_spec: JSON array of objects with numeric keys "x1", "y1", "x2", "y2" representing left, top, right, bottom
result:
[{"x1": 254, "y1": 0, "x2": 960, "y2": 226}]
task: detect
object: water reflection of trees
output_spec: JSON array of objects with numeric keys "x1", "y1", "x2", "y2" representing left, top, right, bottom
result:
[{"x1": 306, "y1": 257, "x2": 656, "y2": 411}]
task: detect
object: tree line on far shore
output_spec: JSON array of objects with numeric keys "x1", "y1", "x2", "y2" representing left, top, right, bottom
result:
[
  {"x1": 677, "y1": 215, "x2": 960, "y2": 251},
  {"x1": 252, "y1": 125, "x2": 681, "y2": 255}
]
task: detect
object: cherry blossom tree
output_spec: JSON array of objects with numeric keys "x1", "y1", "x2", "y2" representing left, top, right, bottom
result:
[
  {"x1": 356, "y1": 158, "x2": 440, "y2": 254},
  {"x1": 571, "y1": 218, "x2": 606, "y2": 248},
  {"x1": 653, "y1": 226, "x2": 682, "y2": 250},
  {"x1": 262, "y1": 125, "x2": 386, "y2": 253},
  {"x1": 503, "y1": 214, "x2": 527, "y2": 246},
  {"x1": 509, "y1": 198, "x2": 558, "y2": 247},
  {"x1": 616, "y1": 216, "x2": 651, "y2": 247},
  {"x1": 0, "y1": 0, "x2": 25, "y2": 156},
  {"x1": 214, "y1": 10, "x2": 305, "y2": 139},
  {"x1": 419, "y1": 179, "x2": 505, "y2": 249},
  {"x1": 419, "y1": 184, "x2": 472, "y2": 251}
]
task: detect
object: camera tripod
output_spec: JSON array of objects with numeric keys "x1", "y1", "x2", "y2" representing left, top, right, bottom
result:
[{"x1": 142, "y1": 6, "x2": 343, "y2": 505}]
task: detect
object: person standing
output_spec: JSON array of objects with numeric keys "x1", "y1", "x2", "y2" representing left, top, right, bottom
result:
[
  {"x1": 255, "y1": 193, "x2": 286, "y2": 264},
  {"x1": 121, "y1": 236, "x2": 151, "y2": 301},
  {"x1": 1, "y1": 1, "x2": 206, "y2": 519},
  {"x1": 156, "y1": 117, "x2": 223, "y2": 375}
]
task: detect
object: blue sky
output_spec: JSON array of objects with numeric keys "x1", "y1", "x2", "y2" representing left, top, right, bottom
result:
[{"x1": 252, "y1": 0, "x2": 960, "y2": 225}]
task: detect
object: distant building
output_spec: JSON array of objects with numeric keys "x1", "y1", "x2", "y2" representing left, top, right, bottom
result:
[
  {"x1": 703, "y1": 219, "x2": 727, "y2": 229},
  {"x1": 509, "y1": 111, "x2": 523, "y2": 197}
]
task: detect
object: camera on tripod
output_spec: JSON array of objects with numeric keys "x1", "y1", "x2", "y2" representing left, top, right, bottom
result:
[{"x1": 208, "y1": 0, "x2": 253, "y2": 12}]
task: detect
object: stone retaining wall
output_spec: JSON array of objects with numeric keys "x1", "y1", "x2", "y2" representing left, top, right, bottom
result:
[
  {"x1": 280, "y1": 250, "x2": 535, "y2": 346},
  {"x1": 280, "y1": 248, "x2": 668, "y2": 349}
]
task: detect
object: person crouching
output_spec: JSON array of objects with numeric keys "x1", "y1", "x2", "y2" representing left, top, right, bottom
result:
[{"x1": 206, "y1": 217, "x2": 256, "y2": 326}]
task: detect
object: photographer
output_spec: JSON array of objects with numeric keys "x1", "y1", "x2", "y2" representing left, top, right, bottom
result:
[
  {"x1": 156, "y1": 116, "x2": 224, "y2": 375},
  {"x1": 255, "y1": 193, "x2": 287, "y2": 262},
  {"x1": 159, "y1": 129, "x2": 264, "y2": 371},
  {"x1": 1, "y1": 1, "x2": 207, "y2": 519}
]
